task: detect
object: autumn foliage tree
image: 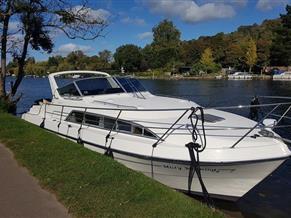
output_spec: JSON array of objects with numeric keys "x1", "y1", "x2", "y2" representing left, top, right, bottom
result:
[
  {"x1": 198, "y1": 48, "x2": 221, "y2": 74},
  {"x1": 245, "y1": 38, "x2": 257, "y2": 72},
  {"x1": 200, "y1": 48, "x2": 215, "y2": 67}
]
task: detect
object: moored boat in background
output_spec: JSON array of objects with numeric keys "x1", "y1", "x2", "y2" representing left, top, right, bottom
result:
[
  {"x1": 273, "y1": 71, "x2": 291, "y2": 81},
  {"x1": 228, "y1": 72, "x2": 253, "y2": 80}
]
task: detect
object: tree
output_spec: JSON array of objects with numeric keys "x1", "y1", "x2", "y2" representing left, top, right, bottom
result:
[
  {"x1": 0, "y1": 0, "x2": 14, "y2": 97},
  {"x1": 0, "y1": 0, "x2": 109, "y2": 110},
  {"x1": 151, "y1": 19, "x2": 181, "y2": 68},
  {"x1": 271, "y1": 5, "x2": 291, "y2": 66},
  {"x1": 152, "y1": 19, "x2": 180, "y2": 47},
  {"x1": 67, "y1": 50, "x2": 88, "y2": 70},
  {"x1": 48, "y1": 56, "x2": 61, "y2": 67},
  {"x1": 141, "y1": 44, "x2": 154, "y2": 69},
  {"x1": 245, "y1": 38, "x2": 257, "y2": 72},
  {"x1": 256, "y1": 19, "x2": 280, "y2": 68},
  {"x1": 114, "y1": 44, "x2": 142, "y2": 72},
  {"x1": 179, "y1": 40, "x2": 205, "y2": 66},
  {"x1": 98, "y1": 49, "x2": 111, "y2": 68},
  {"x1": 198, "y1": 47, "x2": 221, "y2": 74},
  {"x1": 256, "y1": 38, "x2": 271, "y2": 68},
  {"x1": 224, "y1": 35, "x2": 247, "y2": 70},
  {"x1": 87, "y1": 55, "x2": 104, "y2": 70},
  {"x1": 200, "y1": 48, "x2": 215, "y2": 67}
]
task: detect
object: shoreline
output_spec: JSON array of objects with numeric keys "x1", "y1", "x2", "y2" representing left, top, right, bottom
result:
[{"x1": 136, "y1": 75, "x2": 273, "y2": 80}]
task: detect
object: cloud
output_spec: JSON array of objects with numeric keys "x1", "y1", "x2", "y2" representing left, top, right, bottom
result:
[
  {"x1": 70, "y1": 5, "x2": 111, "y2": 23},
  {"x1": 121, "y1": 16, "x2": 146, "y2": 26},
  {"x1": 256, "y1": 0, "x2": 289, "y2": 11},
  {"x1": 8, "y1": 21, "x2": 21, "y2": 32},
  {"x1": 7, "y1": 21, "x2": 22, "y2": 35},
  {"x1": 226, "y1": 0, "x2": 248, "y2": 7},
  {"x1": 56, "y1": 43, "x2": 92, "y2": 55},
  {"x1": 8, "y1": 33, "x2": 23, "y2": 41},
  {"x1": 198, "y1": 0, "x2": 248, "y2": 7},
  {"x1": 49, "y1": 28, "x2": 64, "y2": 39},
  {"x1": 141, "y1": 0, "x2": 236, "y2": 23},
  {"x1": 137, "y1": 32, "x2": 153, "y2": 40}
]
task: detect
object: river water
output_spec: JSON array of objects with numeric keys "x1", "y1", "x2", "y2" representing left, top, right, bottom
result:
[{"x1": 7, "y1": 77, "x2": 291, "y2": 218}]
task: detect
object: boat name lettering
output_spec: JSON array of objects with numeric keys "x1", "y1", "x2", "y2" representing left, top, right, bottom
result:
[{"x1": 163, "y1": 165, "x2": 236, "y2": 173}]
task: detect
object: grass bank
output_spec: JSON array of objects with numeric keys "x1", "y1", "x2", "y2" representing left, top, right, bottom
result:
[{"x1": 0, "y1": 113, "x2": 223, "y2": 218}]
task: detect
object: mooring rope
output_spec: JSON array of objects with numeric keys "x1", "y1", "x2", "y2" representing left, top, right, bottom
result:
[
  {"x1": 186, "y1": 107, "x2": 213, "y2": 207},
  {"x1": 104, "y1": 110, "x2": 122, "y2": 158},
  {"x1": 39, "y1": 103, "x2": 47, "y2": 128}
]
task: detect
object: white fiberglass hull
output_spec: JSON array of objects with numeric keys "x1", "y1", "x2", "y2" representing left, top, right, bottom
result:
[
  {"x1": 273, "y1": 75, "x2": 291, "y2": 80},
  {"x1": 83, "y1": 141, "x2": 285, "y2": 200},
  {"x1": 228, "y1": 75, "x2": 253, "y2": 80}
]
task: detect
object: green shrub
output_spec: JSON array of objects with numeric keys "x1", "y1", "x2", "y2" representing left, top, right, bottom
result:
[
  {"x1": 192, "y1": 62, "x2": 221, "y2": 75},
  {"x1": 0, "y1": 98, "x2": 9, "y2": 112},
  {"x1": 0, "y1": 98, "x2": 16, "y2": 114}
]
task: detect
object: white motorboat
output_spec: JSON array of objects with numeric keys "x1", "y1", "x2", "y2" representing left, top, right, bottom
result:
[
  {"x1": 273, "y1": 71, "x2": 291, "y2": 81},
  {"x1": 22, "y1": 71, "x2": 291, "y2": 201},
  {"x1": 228, "y1": 72, "x2": 253, "y2": 80}
]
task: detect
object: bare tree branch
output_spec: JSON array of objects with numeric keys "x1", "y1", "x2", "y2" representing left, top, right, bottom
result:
[{"x1": 1, "y1": 0, "x2": 110, "y2": 103}]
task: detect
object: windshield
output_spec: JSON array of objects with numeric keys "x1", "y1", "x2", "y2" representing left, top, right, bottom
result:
[
  {"x1": 58, "y1": 83, "x2": 81, "y2": 97},
  {"x1": 75, "y1": 77, "x2": 124, "y2": 96},
  {"x1": 57, "y1": 76, "x2": 147, "y2": 97},
  {"x1": 114, "y1": 77, "x2": 147, "y2": 93}
]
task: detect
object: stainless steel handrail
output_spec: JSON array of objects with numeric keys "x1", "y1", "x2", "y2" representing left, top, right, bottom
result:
[
  {"x1": 230, "y1": 104, "x2": 281, "y2": 148},
  {"x1": 24, "y1": 96, "x2": 291, "y2": 149},
  {"x1": 40, "y1": 101, "x2": 291, "y2": 112}
]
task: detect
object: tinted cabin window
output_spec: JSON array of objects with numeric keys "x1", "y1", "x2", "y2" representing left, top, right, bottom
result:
[
  {"x1": 117, "y1": 121, "x2": 131, "y2": 132},
  {"x1": 85, "y1": 114, "x2": 100, "y2": 126},
  {"x1": 197, "y1": 114, "x2": 225, "y2": 123},
  {"x1": 75, "y1": 78, "x2": 124, "y2": 96},
  {"x1": 104, "y1": 117, "x2": 116, "y2": 129},
  {"x1": 115, "y1": 77, "x2": 146, "y2": 93},
  {"x1": 129, "y1": 78, "x2": 146, "y2": 92},
  {"x1": 66, "y1": 111, "x2": 84, "y2": 123},
  {"x1": 65, "y1": 111, "x2": 156, "y2": 139},
  {"x1": 144, "y1": 129, "x2": 155, "y2": 138},
  {"x1": 58, "y1": 84, "x2": 80, "y2": 96},
  {"x1": 132, "y1": 126, "x2": 143, "y2": 135}
]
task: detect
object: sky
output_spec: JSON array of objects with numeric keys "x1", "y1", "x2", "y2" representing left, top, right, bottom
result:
[{"x1": 13, "y1": 0, "x2": 290, "y2": 61}]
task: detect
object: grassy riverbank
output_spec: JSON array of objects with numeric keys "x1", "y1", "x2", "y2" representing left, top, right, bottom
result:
[{"x1": 0, "y1": 113, "x2": 223, "y2": 218}]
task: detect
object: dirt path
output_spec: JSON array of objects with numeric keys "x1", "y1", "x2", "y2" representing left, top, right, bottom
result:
[{"x1": 0, "y1": 143, "x2": 70, "y2": 218}]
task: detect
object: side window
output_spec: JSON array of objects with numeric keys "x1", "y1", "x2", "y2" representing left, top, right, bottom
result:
[
  {"x1": 85, "y1": 114, "x2": 100, "y2": 126},
  {"x1": 132, "y1": 126, "x2": 143, "y2": 135},
  {"x1": 104, "y1": 117, "x2": 116, "y2": 130},
  {"x1": 144, "y1": 129, "x2": 155, "y2": 138},
  {"x1": 117, "y1": 121, "x2": 131, "y2": 132},
  {"x1": 58, "y1": 83, "x2": 80, "y2": 96},
  {"x1": 66, "y1": 111, "x2": 84, "y2": 123},
  {"x1": 66, "y1": 112, "x2": 156, "y2": 138}
]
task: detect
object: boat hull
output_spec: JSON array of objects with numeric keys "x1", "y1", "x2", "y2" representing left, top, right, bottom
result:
[
  {"x1": 21, "y1": 109, "x2": 288, "y2": 201},
  {"x1": 228, "y1": 75, "x2": 253, "y2": 80},
  {"x1": 82, "y1": 140, "x2": 285, "y2": 201}
]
